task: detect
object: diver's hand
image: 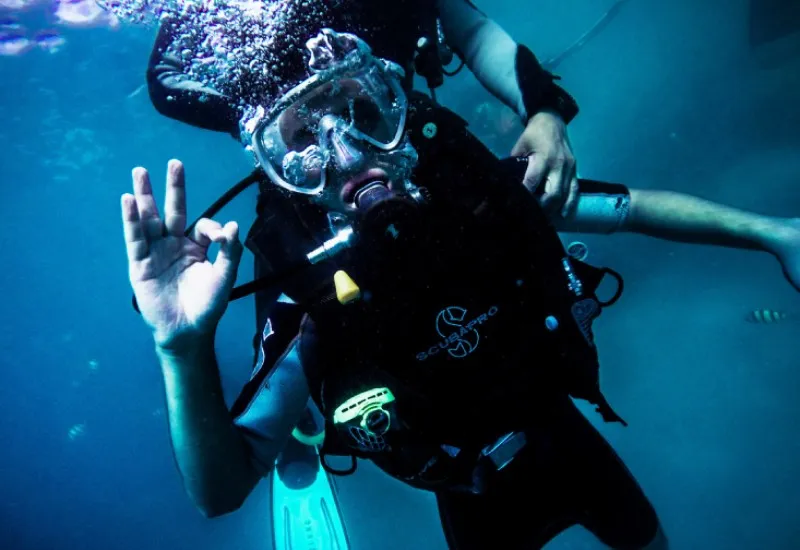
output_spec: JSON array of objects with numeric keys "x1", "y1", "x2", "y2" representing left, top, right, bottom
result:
[
  {"x1": 121, "y1": 159, "x2": 243, "y2": 351},
  {"x1": 510, "y1": 109, "x2": 579, "y2": 218},
  {"x1": 768, "y1": 218, "x2": 800, "y2": 292}
]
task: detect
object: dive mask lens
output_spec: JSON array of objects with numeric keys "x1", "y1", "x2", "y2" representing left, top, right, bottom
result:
[{"x1": 251, "y1": 63, "x2": 408, "y2": 196}]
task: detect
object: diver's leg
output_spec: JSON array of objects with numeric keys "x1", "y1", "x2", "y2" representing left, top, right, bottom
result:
[
  {"x1": 250, "y1": 254, "x2": 319, "y2": 463},
  {"x1": 246, "y1": 254, "x2": 321, "y2": 479},
  {"x1": 552, "y1": 398, "x2": 665, "y2": 549},
  {"x1": 436, "y1": 415, "x2": 590, "y2": 549},
  {"x1": 437, "y1": 488, "x2": 578, "y2": 549}
]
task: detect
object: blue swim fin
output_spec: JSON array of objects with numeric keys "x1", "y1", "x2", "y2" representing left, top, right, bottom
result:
[{"x1": 270, "y1": 403, "x2": 351, "y2": 550}]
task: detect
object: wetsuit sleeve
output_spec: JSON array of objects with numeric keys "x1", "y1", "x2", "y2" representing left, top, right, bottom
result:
[
  {"x1": 437, "y1": 0, "x2": 578, "y2": 124},
  {"x1": 146, "y1": 19, "x2": 243, "y2": 137},
  {"x1": 558, "y1": 180, "x2": 632, "y2": 234},
  {"x1": 230, "y1": 305, "x2": 312, "y2": 475}
]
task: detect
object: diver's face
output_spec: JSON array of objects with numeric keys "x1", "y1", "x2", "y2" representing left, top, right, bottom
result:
[
  {"x1": 277, "y1": 83, "x2": 402, "y2": 215},
  {"x1": 306, "y1": 137, "x2": 400, "y2": 216}
]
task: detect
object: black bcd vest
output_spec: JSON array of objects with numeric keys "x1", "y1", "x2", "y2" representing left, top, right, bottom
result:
[{"x1": 284, "y1": 94, "x2": 626, "y2": 489}]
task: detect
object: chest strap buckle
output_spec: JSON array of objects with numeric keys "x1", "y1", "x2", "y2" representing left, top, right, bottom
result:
[{"x1": 481, "y1": 431, "x2": 528, "y2": 471}]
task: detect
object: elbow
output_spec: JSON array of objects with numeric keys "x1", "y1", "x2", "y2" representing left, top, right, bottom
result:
[
  {"x1": 456, "y1": 19, "x2": 490, "y2": 65},
  {"x1": 197, "y1": 501, "x2": 243, "y2": 519},
  {"x1": 197, "y1": 503, "x2": 234, "y2": 519},
  {"x1": 190, "y1": 464, "x2": 264, "y2": 519},
  {"x1": 193, "y1": 489, "x2": 249, "y2": 519}
]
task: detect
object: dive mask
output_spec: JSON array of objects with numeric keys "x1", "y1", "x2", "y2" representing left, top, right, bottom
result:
[{"x1": 242, "y1": 29, "x2": 413, "y2": 211}]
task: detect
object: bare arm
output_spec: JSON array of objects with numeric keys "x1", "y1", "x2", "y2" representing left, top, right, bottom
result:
[
  {"x1": 438, "y1": 0, "x2": 581, "y2": 214},
  {"x1": 556, "y1": 183, "x2": 782, "y2": 253},
  {"x1": 157, "y1": 338, "x2": 261, "y2": 517},
  {"x1": 123, "y1": 160, "x2": 307, "y2": 518},
  {"x1": 437, "y1": 0, "x2": 527, "y2": 118},
  {"x1": 622, "y1": 189, "x2": 779, "y2": 251},
  {"x1": 157, "y1": 334, "x2": 310, "y2": 517},
  {"x1": 438, "y1": 0, "x2": 578, "y2": 126}
]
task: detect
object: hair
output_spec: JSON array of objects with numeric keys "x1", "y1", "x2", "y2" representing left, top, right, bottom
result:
[{"x1": 164, "y1": 0, "x2": 431, "y2": 112}]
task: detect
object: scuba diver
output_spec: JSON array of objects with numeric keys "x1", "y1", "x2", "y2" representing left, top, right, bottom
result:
[
  {"x1": 146, "y1": 3, "x2": 588, "y2": 546},
  {"x1": 123, "y1": 28, "x2": 800, "y2": 550}
]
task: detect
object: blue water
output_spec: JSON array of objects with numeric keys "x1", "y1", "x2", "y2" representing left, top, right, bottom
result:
[{"x1": 1, "y1": 0, "x2": 799, "y2": 548}]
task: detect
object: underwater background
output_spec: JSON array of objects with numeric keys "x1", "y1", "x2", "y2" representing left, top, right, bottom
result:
[{"x1": 1, "y1": 0, "x2": 799, "y2": 548}]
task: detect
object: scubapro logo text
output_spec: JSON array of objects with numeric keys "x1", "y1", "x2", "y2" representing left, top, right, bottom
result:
[{"x1": 416, "y1": 305, "x2": 499, "y2": 361}]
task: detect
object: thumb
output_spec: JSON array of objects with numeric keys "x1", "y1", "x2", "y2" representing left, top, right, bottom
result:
[
  {"x1": 510, "y1": 122, "x2": 535, "y2": 156},
  {"x1": 520, "y1": 154, "x2": 547, "y2": 197},
  {"x1": 510, "y1": 135, "x2": 528, "y2": 157},
  {"x1": 212, "y1": 221, "x2": 244, "y2": 286}
]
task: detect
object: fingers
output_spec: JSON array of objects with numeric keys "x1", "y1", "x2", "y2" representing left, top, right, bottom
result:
[
  {"x1": 190, "y1": 217, "x2": 224, "y2": 248},
  {"x1": 510, "y1": 135, "x2": 526, "y2": 158},
  {"x1": 561, "y1": 171, "x2": 580, "y2": 219},
  {"x1": 213, "y1": 221, "x2": 244, "y2": 284},
  {"x1": 121, "y1": 193, "x2": 148, "y2": 262},
  {"x1": 132, "y1": 167, "x2": 164, "y2": 240},
  {"x1": 521, "y1": 154, "x2": 547, "y2": 196},
  {"x1": 189, "y1": 218, "x2": 243, "y2": 286},
  {"x1": 540, "y1": 163, "x2": 564, "y2": 213},
  {"x1": 526, "y1": 153, "x2": 577, "y2": 217},
  {"x1": 164, "y1": 159, "x2": 187, "y2": 237}
]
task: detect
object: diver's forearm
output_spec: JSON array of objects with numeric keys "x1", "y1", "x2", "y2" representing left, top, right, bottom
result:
[
  {"x1": 621, "y1": 189, "x2": 779, "y2": 251},
  {"x1": 156, "y1": 338, "x2": 259, "y2": 517},
  {"x1": 438, "y1": 0, "x2": 526, "y2": 118}
]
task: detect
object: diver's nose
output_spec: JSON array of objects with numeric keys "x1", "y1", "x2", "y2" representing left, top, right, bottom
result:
[
  {"x1": 320, "y1": 115, "x2": 365, "y2": 172},
  {"x1": 332, "y1": 133, "x2": 365, "y2": 171}
]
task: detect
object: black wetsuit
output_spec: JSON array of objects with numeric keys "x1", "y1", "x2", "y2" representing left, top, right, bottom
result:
[
  {"x1": 229, "y1": 101, "x2": 661, "y2": 549},
  {"x1": 236, "y1": 299, "x2": 659, "y2": 549},
  {"x1": 436, "y1": 395, "x2": 658, "y2": 549}
]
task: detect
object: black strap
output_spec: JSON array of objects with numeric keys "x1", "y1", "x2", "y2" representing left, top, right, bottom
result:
[
  {"x1": 413, "y1": 5, "x2": 449, "y2": 97},
  {"x1": 543, "y1": 0, "x2": 631, "y2": 71},
  {"x1": 186, "y1": 169, "x2": 263, "y2": 233},
  {"x1": 320, "y1": 451, "x2": 358, "y2": 476},
  {"x1": 516, "y1": 45, "x2": 579, "y2": 124},
  {"x1": 596, "y1": 267, "x2": 624, "y2": 307}
]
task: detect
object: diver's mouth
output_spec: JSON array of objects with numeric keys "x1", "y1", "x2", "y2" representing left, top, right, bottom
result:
[
  {"x1": 353, "y1": 181, "x2": 389, "y2": 208},
  {"x1": 341, "y1": 169, "x2": 390, "y2": 204}
]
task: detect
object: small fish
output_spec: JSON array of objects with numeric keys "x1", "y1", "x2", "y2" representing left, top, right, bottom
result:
[
  {"x1": 68, "y1": 423, "x2": 86, "y2": 441},
  {"x1": 745, "y1": 309, "x2": 790, "y2": 324}
]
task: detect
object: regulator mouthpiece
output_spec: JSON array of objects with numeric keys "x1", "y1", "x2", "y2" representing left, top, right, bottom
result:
[{"x1": 354, "y1": 181, "x2": 392, "y2": 209}]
